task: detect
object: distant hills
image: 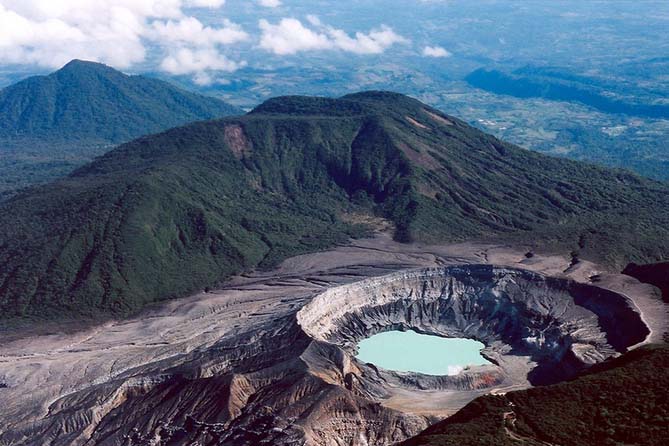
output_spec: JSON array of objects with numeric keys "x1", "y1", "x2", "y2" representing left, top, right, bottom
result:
[
  {"x1": 1, "y1": 91, "x2": 669, "y2": 325},
  {"x1": 466, "y1": 67, "x2": 669, "y2": 120},
  {"x1": 0, "y1": 60, "x2": 241, "y2": 142},
  {"x1": 465, "y1": 67, "x2": 669, "y2": 180},
  {"x1": 401, "y1": 344, "x2": 669, "y2": 446},
  {"x1": 0, "y1": 60, "x2": 242, "y2": 195}
]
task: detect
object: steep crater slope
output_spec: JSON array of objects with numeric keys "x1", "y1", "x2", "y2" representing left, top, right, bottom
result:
[
  {"x1": 0, "y1": 256, "x2": 654, "y2": 446},
  {"x1": 624, "y1": 262, "x2": 669, "y2": 303},
  {"x1": 299, "y1": 265, "x2": 649, "y2": 387}
]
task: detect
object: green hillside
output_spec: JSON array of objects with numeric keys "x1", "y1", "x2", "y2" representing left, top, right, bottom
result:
[
  {"x1": 0, "y1": 60, "x2": 242, "y2": 196},
  {"x1": 401, "y1": 344, "x2": 669, "y2": 446},
  {"x1": 1, "y1": 91, "x2": 669, "y2": 326},
  {"x1": 0, "y1": 60, "x2": 241, "y2": 143}
]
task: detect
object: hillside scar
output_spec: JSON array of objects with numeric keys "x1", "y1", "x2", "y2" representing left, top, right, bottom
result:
[
  {"x1": 224, "y1": 124, "x2": 252, "y2": 159},
  {"x1": 424, "y1": 109, "x2": 454, "y2": 126},
  {"x1": 405, "y1": 116, "x2": 429, "y2": 129}
]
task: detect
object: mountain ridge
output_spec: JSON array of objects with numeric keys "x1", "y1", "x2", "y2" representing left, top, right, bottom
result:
[{"x1": 1, "y1": 91, "x2": 668, "y2": 326}]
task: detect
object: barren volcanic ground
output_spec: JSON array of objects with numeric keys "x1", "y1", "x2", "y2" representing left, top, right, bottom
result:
[{"x1": 0, "y1": 235, "x2": 666, "y2": 446}]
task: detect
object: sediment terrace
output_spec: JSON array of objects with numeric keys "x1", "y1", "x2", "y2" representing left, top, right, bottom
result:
[{"x1": 0, "y1": 237, "x2": 662, "y2": 446}]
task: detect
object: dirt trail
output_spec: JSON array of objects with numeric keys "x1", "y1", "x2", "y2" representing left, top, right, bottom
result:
[{"x1": 502, "y1": 409, "x2": 559, "y2": 445}]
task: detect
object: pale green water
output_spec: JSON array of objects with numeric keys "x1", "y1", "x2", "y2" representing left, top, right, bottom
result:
[{"x1": 355, "y1": 330, "x2": 490, "y2": 375}]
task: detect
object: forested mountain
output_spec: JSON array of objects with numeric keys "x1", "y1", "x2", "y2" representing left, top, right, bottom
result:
[
  {"x1": 0, "y1": 60, "x2": 241, "y2": 143},
  {"x1": 0, "y1": 60, "x2": 242, "y2": 195},
  {"x1": 1, "y1": 91, "x2": 668, "y2": 325}
]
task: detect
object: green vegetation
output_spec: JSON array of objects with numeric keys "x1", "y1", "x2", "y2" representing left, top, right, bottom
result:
[
  {"x1": 0, "y1": 60, "x2": 241, "y2": 142},
  {"x1": 401, "y1": 344, "x2": 669, "y2": 446},
  {"x1": 2, "y1": 91, "x2": 669, "y2": 326},
  {"x1": 0, "y1": 138, "x2": 113, "y2": 200},
  {"x1": 0, "y1": 60, "x2": 242, "y2": 195}
]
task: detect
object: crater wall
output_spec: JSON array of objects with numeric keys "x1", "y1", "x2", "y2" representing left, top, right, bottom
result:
[
  {"x1": 1, "y1": 263, "x2": 651, "y2": 446},
  {"x1": 298, "y1": 265, "x2": 649, "y2": 385}
]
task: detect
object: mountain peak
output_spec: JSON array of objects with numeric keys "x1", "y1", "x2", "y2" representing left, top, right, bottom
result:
[
  {"x1": 250, "y1": 95, "x2": 367, "y2": 116},
  {"x1": 0, "y1": 61, "x2": 242, "y2": 143},
  {"x1": 341, "y1": 90, "x2": 419, "y2": 104},
  {"x1": 57, "y1": 59, "x2": 119, "y2": 75},
  {"x1": 62, "y1": 59, "x2": 105, "y2": 68}
]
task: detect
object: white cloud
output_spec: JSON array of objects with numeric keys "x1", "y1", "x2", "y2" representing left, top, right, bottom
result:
[
  {"x1": 187, "y1": 0, "x2": 226, "y2": 7},
  {"x1": 149, "y1": 17, "x2": 248, "y2": 46},
  {"x1": 0, "y1": 0, "x2": 246, "y2": 82},
  {"x1": 0, "y1": 1, "x2": 412, "y2": 82},
  {"x1": 258, "y1": 18, "x2": 330, "y2": 55},
  {"x1": 305, "y1": 14, "x2": 321, "y2": 26},
  {"x1": 258, "y1": 0, "x2": 281, "y2": 7},
  {"x1": 422, "y1": 45, "x2": 451, "y2": 58},
  {"x1": 160, "y1": 48, "x2": 245, "y2": 84},
  {"x1": 258, "y1": 17, "x2": 407, "y2": 55},
  {"x1": 328, "y1": 26, "x2": 407, "y2": 55},
  {"x1": 0, "y1": 1, "x2": 150, "y2": 68}
]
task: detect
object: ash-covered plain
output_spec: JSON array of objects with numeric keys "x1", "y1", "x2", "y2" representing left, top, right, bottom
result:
[{"x1": 1, "y1": 235, "x2": 664, "y2": 446}]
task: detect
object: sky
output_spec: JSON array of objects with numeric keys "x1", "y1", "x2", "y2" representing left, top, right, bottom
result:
[
  {"x1": 0, "y1": 0, "x2": 453, "y2": 85},
  {"x1": 1, "y1": 0, "x2": 668, "y2": 90}
]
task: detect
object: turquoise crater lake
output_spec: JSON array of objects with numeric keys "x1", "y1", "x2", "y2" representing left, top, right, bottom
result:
[{"x1": 355, "y1": 330, "x2": 491, "y2": 375}]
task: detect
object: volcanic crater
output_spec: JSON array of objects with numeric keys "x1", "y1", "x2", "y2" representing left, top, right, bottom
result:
[
  {"x1": 0, "y1": 245, "x2": 657, "y2": 446},
  {"x1": 297, "y1": 265, "x2": 649, "y2": 394}
]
